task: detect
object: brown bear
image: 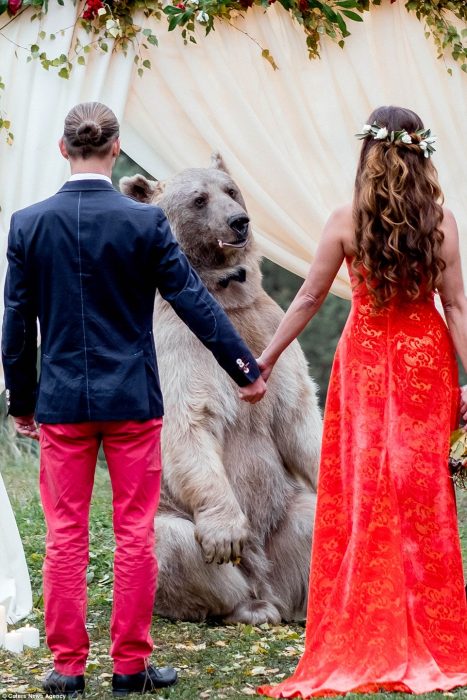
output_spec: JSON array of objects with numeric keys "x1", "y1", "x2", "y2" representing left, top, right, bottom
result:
[{"x1": 120, "y1": 154, "x2": 322, "y2": 624}]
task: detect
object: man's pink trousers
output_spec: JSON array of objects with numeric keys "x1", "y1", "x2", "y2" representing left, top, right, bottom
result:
[{"x1": 39, "y1": 418, "x2": 163, "y2": 675}]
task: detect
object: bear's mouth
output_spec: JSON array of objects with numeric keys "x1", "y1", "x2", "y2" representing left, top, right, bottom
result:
[{"x1": 217, "y1": 236, "x2": 250, "y2": 249}]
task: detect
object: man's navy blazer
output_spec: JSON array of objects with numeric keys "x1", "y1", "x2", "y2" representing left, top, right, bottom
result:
[{"x1": 2, "y1": 179, "x2": 260, "y2": 423}]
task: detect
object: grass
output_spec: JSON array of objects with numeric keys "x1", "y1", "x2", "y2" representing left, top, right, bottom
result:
[{"x1": 1, "y1": 431, "x2": 467, "y2": 699}]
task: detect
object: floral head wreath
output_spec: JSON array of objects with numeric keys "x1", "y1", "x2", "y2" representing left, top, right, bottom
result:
[{"x1": 355, "y1": 122, "x2": 437, "y2": 158}]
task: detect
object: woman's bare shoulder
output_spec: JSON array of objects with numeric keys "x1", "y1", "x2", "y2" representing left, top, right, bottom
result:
[
  {"x1": 440, "y1": 207, "x2": 459, "y2": 256},
  {"x1": 325, "y1": 203, "x2": 355, "y2": 254}
]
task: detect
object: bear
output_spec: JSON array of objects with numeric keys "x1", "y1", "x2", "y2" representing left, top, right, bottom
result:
[{"x1": 120, "y1": 154, "x2": 322, "y2": 624}]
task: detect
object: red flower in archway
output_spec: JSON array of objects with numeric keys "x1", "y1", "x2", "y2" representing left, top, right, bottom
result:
[
  {"x1": 83, "y1": 0, "x2": 104, "y2": 20},
  {"x1": 7, "y1": 0, "x2": 22, "y2": 14}
]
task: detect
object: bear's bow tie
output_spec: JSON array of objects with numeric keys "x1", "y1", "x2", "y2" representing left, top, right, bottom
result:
[{"x1": 219, "y1": 267, "x2": 247, "y2": 288}]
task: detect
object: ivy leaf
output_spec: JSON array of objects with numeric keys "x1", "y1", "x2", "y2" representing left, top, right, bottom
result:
[
  {"x1": 142, "y1": 59, "x2": 151, "y2": 69},
  {"x1": 335, "y1": 13, "x2": 348, "y2": 35},
  {"x1": 341, "y1": 9, "x2": 363, "y2": 21},
  {"x1": 147, "y1": 34, "x2": 158, "y2": 45},
  {"x1": 77, "y1": 56, "x2": 85, "y2": 65},
  {"x1": 335, "y1": 0, "x2": 357, "y2": 6},
  {"x1": 321, "y1": 5, "x2": 338, "y2": 22},
  {"x1": 58, "y1": 67, "x2": 69, "y2": 79},
  {"x1": 261, "y1": 48, "x2": 278, "y2": 70}
]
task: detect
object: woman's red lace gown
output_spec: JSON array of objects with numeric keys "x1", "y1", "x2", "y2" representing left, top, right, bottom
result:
[{"x1": 258, "y1": 262, "x2": 467, "y2": 697}]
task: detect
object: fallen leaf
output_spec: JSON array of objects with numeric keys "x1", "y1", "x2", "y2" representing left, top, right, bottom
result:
[{"x1": 249, "y1": 666, "x2": 266, "y2": 676}]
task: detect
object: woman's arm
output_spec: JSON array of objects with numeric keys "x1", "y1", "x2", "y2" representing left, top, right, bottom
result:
[
  {"x1": 256, "y1": 205, "x2": 349, "y2": 381},
  {"x1": 437, "y1": 209, "x2": 467, "y2": 420}
]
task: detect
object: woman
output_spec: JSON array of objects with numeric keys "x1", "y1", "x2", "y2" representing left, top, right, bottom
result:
[{"x1": 256, "y1": 105, "x2": 467, "y2": 697}]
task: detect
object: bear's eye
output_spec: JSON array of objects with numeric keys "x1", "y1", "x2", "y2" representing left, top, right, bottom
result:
[
  {"x1": 227, "y1": 188, "x2": 237, "y2": 198},
  {"x1": 194, "y1": 196, "x2": 207, "y2": 208}
]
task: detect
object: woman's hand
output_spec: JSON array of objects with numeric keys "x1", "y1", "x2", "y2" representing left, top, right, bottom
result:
[
  {"x1": 460, "y1": 385, "x2": 467, "y2": 424},
  {"x1": 257, "y1": 353, "x2": 275, "y2": 382}
]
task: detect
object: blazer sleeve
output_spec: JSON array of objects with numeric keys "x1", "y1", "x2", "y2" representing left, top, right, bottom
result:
[
  {"x1": 2, "y1": 215, "x2": 38, "y2": 416},
  {"x1": 152, "y1": 210, "x2": 261, "y2": 387}
]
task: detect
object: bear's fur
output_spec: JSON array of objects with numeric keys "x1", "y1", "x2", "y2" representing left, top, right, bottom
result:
[{"x1": 120, "y1": 155, "x2": 322, "y2": 623}]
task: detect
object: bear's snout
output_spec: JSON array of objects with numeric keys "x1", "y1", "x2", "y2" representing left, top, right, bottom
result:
[{"x1": 228, "y1": 214, "x2": 250, "y2": 241}]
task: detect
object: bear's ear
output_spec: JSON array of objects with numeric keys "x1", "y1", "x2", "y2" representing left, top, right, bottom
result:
[
  {"x1": 210, "y1": 152, "x2": 230, "y2": 175},
  {"x1": 119, "y1": 174, "x2": 162, "y2": 203}
]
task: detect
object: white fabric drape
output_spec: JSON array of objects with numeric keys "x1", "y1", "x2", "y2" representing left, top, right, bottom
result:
[{"x1": 0, "y1": 473, "x2": 32, "y2": 623}]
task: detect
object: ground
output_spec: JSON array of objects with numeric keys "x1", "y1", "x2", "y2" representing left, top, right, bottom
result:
[{"x1": 1, "y1": 431, "x2": 467, "y2": 700}]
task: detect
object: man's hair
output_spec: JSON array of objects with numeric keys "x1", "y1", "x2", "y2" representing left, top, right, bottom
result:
[{"x1": 63, "y1": 102, "x2": 120, "y2": 160}]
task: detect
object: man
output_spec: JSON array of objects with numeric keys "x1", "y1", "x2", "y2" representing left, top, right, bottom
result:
[{"x1": 2, "y1": 102, "x2": 266, "y2": 696}]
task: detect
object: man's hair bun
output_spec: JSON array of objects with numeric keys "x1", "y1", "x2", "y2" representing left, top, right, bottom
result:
[
  {"x1": 76, "y1": 120, "x2": 102, "y2": 146},
  {"x1": 63, "y1": 102, "x2": 119, "y2": 159}
]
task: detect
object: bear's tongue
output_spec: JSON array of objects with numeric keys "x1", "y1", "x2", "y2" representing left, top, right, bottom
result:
[{"x1": 218, "y1": 238, "x2": 249, "y2": 249}]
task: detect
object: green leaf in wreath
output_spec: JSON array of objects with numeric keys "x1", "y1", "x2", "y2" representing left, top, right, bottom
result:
[{"x1": 341, "y1": 9, "x2": 364, "y2": 21}]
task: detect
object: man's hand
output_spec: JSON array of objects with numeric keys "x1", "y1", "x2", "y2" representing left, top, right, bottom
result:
[
  {"x1": 13, "y1": 414, "x2": 39, "y2": 441},
  {"x1": 238, "y1": 375, "x2": 267, "y2": 403}
]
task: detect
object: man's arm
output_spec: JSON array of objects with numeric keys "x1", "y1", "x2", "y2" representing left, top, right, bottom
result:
[
  {"x1": 2, "y1": 214, "x2": 39, "y2": 437},
  {"x1": 152, "y1": 210, "x2": 266, "y2": 402}
]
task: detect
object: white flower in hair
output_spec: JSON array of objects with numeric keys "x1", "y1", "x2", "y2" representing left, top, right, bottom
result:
[
  {"x1": 375, "y1": 127, "x2": 388, "y2": 140},
  {"x1": 400, "y1": 132, "x2": 412, "y2": 144},
  {"x1": 419, "y1": 140, "x2": 428, "y2": 150},
  {"x1": 425, "y1": 136, "x2": 437, "y2": 145},
  {"x1": 361, "y1": 124, "x2": 372, "y2": 134},
  {"x1": 196, "y1": 10, "x2": 209, "y2": 22}
]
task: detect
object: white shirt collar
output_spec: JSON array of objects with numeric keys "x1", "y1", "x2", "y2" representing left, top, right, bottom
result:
[{"x1": 69, "y1": 173, "x2": 112, "y2": 184}]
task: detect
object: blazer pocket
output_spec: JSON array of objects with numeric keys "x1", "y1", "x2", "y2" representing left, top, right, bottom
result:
[{"x1": 89, "y1": 349, "x2": 150, "y2": 417}]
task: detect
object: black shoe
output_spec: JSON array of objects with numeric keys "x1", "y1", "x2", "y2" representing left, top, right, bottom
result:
[
  {"x1": 42, "y1": 669, "x2": 85, "y2": 696},
  {"x1": 112, "y1": 665, "x2": 178, "y2": 696}
]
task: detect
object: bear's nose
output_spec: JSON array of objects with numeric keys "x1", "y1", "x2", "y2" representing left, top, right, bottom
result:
[{"x1": 228, "y1": 215, "x2": 250, "y2": 239}]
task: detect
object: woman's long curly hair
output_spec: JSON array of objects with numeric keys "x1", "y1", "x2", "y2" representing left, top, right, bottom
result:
[{"x1": 353, "y1": 105, "x2": 445, "y2": 307}]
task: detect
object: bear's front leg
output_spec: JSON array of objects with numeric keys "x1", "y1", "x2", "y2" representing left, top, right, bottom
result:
[
  {"x1": 161, "y1": 410, "x2": 249, "y2": 565},
  {"x1": 194, "y1": 502, "x2": 249, "y2": 565}
]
